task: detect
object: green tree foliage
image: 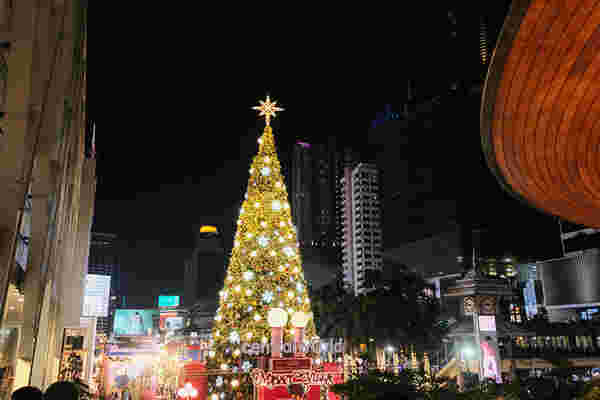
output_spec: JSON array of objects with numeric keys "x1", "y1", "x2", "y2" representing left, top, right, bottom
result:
[
  {"x1": 330, "y1": 369, "x2": 453, "y2": 400},
  {"x1": 311, "y1": 271, "x2": 446, "y2": 353}
]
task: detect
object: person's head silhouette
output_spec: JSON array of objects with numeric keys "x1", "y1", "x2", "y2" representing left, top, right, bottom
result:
[
  {"x1": 11, "y1": 386, "x2": 43, "y2": 400},
  {"x1": 45, "y1": 381, "x2": 79, "y2": 400}
]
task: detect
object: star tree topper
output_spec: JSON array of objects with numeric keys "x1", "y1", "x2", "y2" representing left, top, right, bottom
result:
[{"x1": 252, "y1": 95, "x2": 284, "y2": 126}]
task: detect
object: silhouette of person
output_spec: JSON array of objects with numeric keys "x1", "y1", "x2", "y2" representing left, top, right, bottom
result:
[
  {"x1": 45, "y1": 381, "x2": 79, "y2": 400},
  {"x1": 11, "y1": 386, "x2": 43, "y2": 400}
]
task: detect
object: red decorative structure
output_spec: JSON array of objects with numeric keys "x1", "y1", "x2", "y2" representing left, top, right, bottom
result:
[
  {"x1": 251, "y1": 358, "x2": 343, "y2": 400},
  {"x1": 180, "y1": 361, "x2": 207, "y2": 400}
]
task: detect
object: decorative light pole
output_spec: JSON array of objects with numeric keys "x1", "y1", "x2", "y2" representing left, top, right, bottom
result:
[
  {"x1": 267, "y1": 308, "x2": 288, "y2": 358},
  {"x1": 290, "y1": 311, "x2": 309, "y2": 356},
  {"x1": 177, "y1": 382, "x2": 198, "y2": 399}
]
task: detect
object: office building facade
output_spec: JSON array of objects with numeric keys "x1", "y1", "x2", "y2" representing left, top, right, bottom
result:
[{"x1": 537, "y1": 248, "x2": 600, "y2": 322}]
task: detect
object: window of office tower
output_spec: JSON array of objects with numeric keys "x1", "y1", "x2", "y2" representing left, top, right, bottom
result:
[
  {"x1": 504, "y1": 264, "x2": 516, "y2": 277},
  {"x1": 480, "y1": 261, "x2": 496, "y2": 277},
  {"x1": 510, "y1": 304, "x2": 522, "y2": 323},
  {"x1": 581, "y1": 308, "x2": 599, "y2": 321}
]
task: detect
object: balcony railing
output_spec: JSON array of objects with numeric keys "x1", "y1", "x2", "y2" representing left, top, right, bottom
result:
[{"x1": 500, "y1": 346, "x2": 600, "y2": 359}]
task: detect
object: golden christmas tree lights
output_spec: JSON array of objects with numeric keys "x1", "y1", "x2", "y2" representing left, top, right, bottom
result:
[{"x1": 208, "y1": 96, "x2": 315, "y2": 382}]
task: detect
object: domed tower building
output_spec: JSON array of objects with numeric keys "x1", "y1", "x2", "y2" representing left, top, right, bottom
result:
[{"x1": 184, "y1": 225, "x2": 226, "y2": 310}]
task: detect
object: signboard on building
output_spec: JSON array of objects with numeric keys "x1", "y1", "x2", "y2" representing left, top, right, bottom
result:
[
  {"x1": 165, "y1": 317, "x2": 184, "y2": 331},
  {"x1": 82, "y1": 274, "x2": 111, "y2": 317},
  {"x1": 478, "y1": 315, "x2": 496, "y2": 332},
  {"x1": 158, "y1": 295, "x2": 180, "y2": 308},
  {"x1": 523, "y1": 279, "x2": 538, "y2": 318},
  {"x1": 113, "y1": 309, "x2": 158, "y2": 336}
]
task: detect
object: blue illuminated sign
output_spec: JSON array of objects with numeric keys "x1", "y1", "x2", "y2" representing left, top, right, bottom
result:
[
  {"x1": 158, "y1": 295, "x2": 180, "y2": 308},
  {"x1": 371, "y1": 104, "x2": 401, "y2": 129}
]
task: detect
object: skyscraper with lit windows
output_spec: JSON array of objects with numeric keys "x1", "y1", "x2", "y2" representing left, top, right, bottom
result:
[
  {"x1": 341, "y1": 163, "x2": 383, "y2": 295},
  {"x1": 290, "y1": 138, "x2": 363, "y2": 251}
]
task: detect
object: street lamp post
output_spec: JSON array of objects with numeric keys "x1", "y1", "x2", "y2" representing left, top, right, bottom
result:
[
  {"x1": 290, "y1": 311, "x2": 309, "y2": 356},
  {"x1": 267, "y1": 308, "x2": 288, "y2": 358},
  {"x1": 385, "y1": 346, "x2": 394, "y2": 372}
]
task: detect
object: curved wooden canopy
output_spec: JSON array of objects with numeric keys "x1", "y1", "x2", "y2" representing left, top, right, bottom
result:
[{"x1": 481, "y1": 0, "x2": 600, "y2": 228}]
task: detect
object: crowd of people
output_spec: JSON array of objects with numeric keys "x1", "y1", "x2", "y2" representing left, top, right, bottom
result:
[
  {"x1": 107, "y1": 388, "x2": 131, "y2": 400},
  {"x1": 11, "y1": 383, "x2": 162, "y2": 400},
  {"x1": 11, "y1": 381, "x2": 80, "y2": 399}
]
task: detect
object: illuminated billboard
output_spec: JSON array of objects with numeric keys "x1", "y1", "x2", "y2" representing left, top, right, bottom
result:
[
  {"x1": 158, "y1": 296, "x2": 180, "y2": 308},
  {"x1": 113, "y1": 309, "x2": 158, "y2": 337},
  {"x1": 478, "y1": 316, "x2": 496, "y2": 332},
  {"x1": 82, "y1": 274, "x2": 111, "y2": 317},
  {"x1": 159, "y1": 313, "x2": 185, "y2": 331},
  {"x1": 164, "y1": 317, "x2": 184, "y2": 331}
]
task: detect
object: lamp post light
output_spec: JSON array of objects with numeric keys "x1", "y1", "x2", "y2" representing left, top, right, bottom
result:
[
  {"x1": 457, "y1": 346, "x2": 474, "y2": 392},
  {"x1": 177, "y1": 382, "x2": 198, "y2": 399},
  {"x1": 267, "y1": 308, "x2": 288, "y2": 358},
  {"x1": 290, "y1": 311, "x2": 309, "y2": 356},
  {"x1": 462, "y1": 347, "x2": 474, "y2": 359},
  {"x1": 385, "y1": 346, "x2": 395, "y2": 372}
]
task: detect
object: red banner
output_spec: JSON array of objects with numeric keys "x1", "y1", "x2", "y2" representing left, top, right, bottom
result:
[{"x1": 251, "y1": 369, "x2": 341, "y2": 388}]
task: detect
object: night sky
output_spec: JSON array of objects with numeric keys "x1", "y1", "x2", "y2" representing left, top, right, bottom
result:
[{"x1": 87, "y1": 3, "x2": 527, "y2": 296}]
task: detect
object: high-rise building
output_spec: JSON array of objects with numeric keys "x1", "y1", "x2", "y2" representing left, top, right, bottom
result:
[
  {"x1": 88, "y1": 233, "x2": 121, "y2": 336},
  {"x1": 184, "y1": 225, "x2": 226, "y2": 308},
  {"x1": 291, "y1": 141, "x2": 313, "y2": 248},
  {"x1": 291, "y1": 139, "x2": 361, "y2": 250},
  {"x1": 290, "y1": 138, "x2": 342, "y2": 250},
  {"x1": 340, "y1": 168, "x2": 355, "y2": 292},
  {"x1": 335, "y1": 147, "x2": 361, "y2": 258},
  {"x1": 341, "y1": 163, "x2": 383, "y2": 295},
  {"x1": 290, "y1": 140, "x2": 363, "y2": 289}
]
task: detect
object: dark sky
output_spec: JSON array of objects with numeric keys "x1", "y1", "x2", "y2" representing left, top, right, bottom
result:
[{"x1": 87, "y1": 3, "x2": 519, "y2": 295}]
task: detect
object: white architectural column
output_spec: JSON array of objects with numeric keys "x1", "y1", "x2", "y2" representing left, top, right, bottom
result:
[
  {"x1": 62, "y1": 159, "x2": 95, "y2": 331},
  {"x1": 85, "y1": 317, "x2": 97, "y2": 385},
  {"x1": 30, "y1": 280, "x2": 52, "y2": 389},
  {"x1": 20, "y1": 155, "x2": 52, "y2": 361},
  {"x1": 77, "y1": 316, "x2": 97, "y2": 385}
]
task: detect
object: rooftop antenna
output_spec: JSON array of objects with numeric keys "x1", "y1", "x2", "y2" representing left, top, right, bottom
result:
[{"x1": 404, "y1": 80, "x2": 413, "y2": 117}]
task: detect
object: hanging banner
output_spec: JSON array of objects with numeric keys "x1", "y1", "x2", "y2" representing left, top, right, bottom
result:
[{"x1": 480, "y1": 340, "x2": 501, "y2": 383}]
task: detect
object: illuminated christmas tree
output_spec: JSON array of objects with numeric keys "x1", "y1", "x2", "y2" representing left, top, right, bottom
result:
[{"x1": 207, "y1": 96, "x2": 315, "y2": 396}]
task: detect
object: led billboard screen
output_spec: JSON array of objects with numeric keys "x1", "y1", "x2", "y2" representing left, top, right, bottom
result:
[
  {"x1": 82, "y1": 274, "x2": 111, "y2": 317},
  {"x1": 113, "y1": 309, "x2": 158, "y2": 336},
  {"x1": 158, "y1": 296, "x2": 180, "y2": 308}
]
